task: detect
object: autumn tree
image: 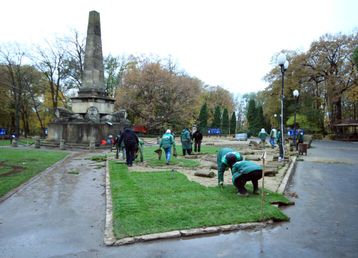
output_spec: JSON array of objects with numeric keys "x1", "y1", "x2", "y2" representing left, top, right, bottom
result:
[
  {"x1": 0, "y1": 44, "x2": 27, "y2": 137},
  {"x1": 32, "y1": 39, "x2": 70, "y2": 115},
  {"x1": 353, "y1": 47, "x2": 358, "y2": 70},
  {"x1": 62, "y1": 30, "x2": 85, "y2": 91},
  {"x1": 303, "y1": 33, "x2": 358, "y2": 130},
  {"x1": 0, "y1": 65, "x2": 12, "y2": 131},
  {"x1": 201, "y1": 85, "x2": 235, "y2": 124},
  {"x1": 104, "y1": 54, "x2": 137, "y2": 97},
  {"x1": 115, "y1": 60, "x2": 202, "y2": 133}
]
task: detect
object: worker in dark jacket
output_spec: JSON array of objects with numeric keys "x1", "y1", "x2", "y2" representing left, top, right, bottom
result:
[
  {"x1": 117, "y1": 128, "x2": 139, "y2": 167},
  {"x1": 231, "y1": 160, "x2": 263, "y2": 197},
  {"x1": 192, "y1": 129, "x2": 203, "y2": 153},
  {"x1": 217, "y1": 148, "x2": 243, "y2": 186}
]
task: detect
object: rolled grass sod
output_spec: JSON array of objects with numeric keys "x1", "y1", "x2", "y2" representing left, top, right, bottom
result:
[
  {"x1": 110, "y1": 162, "x2": 290, "y2": 239},
  {"x1": 0, "y1": 148, "x2": 69, "y2": 198}
]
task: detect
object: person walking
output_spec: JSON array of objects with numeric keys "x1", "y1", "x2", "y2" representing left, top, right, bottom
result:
[
  {"x1": 192, "y1": 129, "x2": 203, "y2": 153},
  {"x1": 231, "y1": 160, "x2": 263, "y2": 197},
  {"x1": 136, "y1": 137, "x2": 144, "y2": 162},
  {"x1": 114, "y1": 131, "x2": 126, "y2": 160},
  {"x1": 160, "y1": 129, "x2": 176, "y2": 165},
  {"x1": 258, "y1": 128, "x2": 268, "y2": 147},
  {"x1": 269, "y1": 128, "x2": 277, "y2": 148},
  {"x1": 116, "y1": 127, "x2": 139, "y2": 167},
  {"x1": 180, "y1": 128, "x2": 192, "y2": 156},
  {"x1": 217, "y1": 147, "x2": 243, "y2": 187},
  {"x1": 276, "y1": 128, "x2": 283, "y2": 161},
  {"x1": 296, "y1": 129, "x2": 304, "y2": 150}
]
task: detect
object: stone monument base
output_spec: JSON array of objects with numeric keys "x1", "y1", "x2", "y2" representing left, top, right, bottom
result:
[{"x1": 46, "y1": 121, "x2": 128, "y2": 147}]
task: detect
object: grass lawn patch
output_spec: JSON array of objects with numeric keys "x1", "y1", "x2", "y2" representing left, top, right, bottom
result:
[
  {"x1": 0, "y1": 140, "x2": 11, "y2": 146},
  {"x1": 0, "y1": 148, "x2": 69, "y2": 198},
  {"x1": 110, "y1": 162, "x2": 290, "y2": 239}
]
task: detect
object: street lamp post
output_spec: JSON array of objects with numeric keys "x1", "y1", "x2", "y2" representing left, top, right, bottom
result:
[
  {"x1": 277, "y1": 53, "x2": 289, "y2": 160},
  {"x1": 292, "y1": 89, "x2": 300, "y2": 148}
]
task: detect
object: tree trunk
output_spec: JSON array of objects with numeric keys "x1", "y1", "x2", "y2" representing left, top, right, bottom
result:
[{"x1": 335, "y1": 97, "x2": 343, "y2": 135}]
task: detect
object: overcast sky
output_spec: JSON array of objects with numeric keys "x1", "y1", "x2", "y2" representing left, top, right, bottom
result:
[{"x1": 1, "y1": 0, "x2": 357, "y2": 95}]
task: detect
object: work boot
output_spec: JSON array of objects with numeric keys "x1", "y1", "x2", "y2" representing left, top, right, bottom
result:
[
  {"x1": 237, "y1": 192, "x2": 249, "y2": 197},
  {"x1": 253, "y1": 189, "x2": 260, "y2": 195}
]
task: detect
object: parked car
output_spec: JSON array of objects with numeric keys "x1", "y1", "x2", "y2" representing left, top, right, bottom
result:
[{"x1": 235, "y1": 133, "x2": 248, "y2": 141}]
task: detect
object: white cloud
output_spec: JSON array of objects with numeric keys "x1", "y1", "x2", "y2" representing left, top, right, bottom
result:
[{"x1": 1, "y1": 0, "x2": 357, "y2": 94}]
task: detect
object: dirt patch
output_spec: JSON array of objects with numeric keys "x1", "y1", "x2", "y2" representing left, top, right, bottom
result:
[
  {"x1": 0, "y1": 165, "x2": 26, "y2": 177},
  {"x1": 127, "y1": 137, "x2": 292, "y2": 191}
]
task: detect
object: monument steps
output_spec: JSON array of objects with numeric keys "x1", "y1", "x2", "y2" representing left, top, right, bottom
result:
[{"x1": 41, "y1": 141, "x2": 113, "y2": 150}]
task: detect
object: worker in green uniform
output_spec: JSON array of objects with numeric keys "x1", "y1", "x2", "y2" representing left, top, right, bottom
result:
[
  {"x1": 217, "y1": 148, "x2": 243, "y2": 187},
  {"x1": 135, "y1": 137, "x2": 144, "y2": 162},
  {"x1": 231, "y1": 160, "x2": 263, "y2": 197},
  {"x1": 160, "y1": 129, "x2": 176, "y2": 165}
]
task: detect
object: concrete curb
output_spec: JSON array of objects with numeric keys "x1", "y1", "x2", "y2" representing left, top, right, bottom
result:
[
  {"x1": 104, "y1": 159, "x2": 116, "y2": 245},
  {"x1": 276, "y1": 156, "x2": 297, "y2": 194},
  {"x1": 0, "y1": 150, "x2": 75, "y2": 203}
]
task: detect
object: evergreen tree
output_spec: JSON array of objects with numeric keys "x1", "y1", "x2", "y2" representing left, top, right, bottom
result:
[
  {"x1": 255, "y1": 105, "x2": 266, "y2": 131},
  {"x1": 198, "y1": 103, "x2": 208, "y2": 133},
  {"x1": 211, "y1": 106, "x2": 221, "y2": 129},
  {"x1": 230, "y1": 111, "x2": 236, "y2": 134},
  {"x1": 222, "y1": 108, "x2": 229, "y2": 134},
  {"x1": 246, "y1": 98, "x2": 258, "y2": 134}
]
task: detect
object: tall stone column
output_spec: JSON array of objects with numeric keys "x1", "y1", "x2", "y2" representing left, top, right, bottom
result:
[
  {"x1": 81, "y1": 10, "x2": 106, "y2": 96},
  {"x1": 71, "y1": 10, "x2": 115, "y2": 115}
]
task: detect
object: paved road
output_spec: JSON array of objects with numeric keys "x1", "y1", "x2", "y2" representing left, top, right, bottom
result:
[{"x1": 1, "y1": 141, "x2": 357, "y2": 258}]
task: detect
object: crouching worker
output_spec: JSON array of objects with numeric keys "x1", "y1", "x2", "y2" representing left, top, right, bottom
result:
[
  {"x1": 217, "y1": 148, "x2": 243, "y2": 187},
  {"x1": 232, "y1": 160, "x2": 263, "y2": 197}
]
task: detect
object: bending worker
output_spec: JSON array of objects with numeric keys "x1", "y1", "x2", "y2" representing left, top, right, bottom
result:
[
  {"x1": 217, "y1": 148, "x2": 243, "y2": 187},
  {"x1": 231, "y1": 160, "x2": 263, "y2": 197}
]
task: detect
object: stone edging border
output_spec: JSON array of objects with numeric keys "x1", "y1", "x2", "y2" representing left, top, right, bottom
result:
[
  {"x1": 104, "y1": 158, "x2": 116, "y2": 245},
  {"x1": 104, "y1": 156, "x2": 297, "y2": 246},
  {"x1": 277, "y1": 156, "x2": 297, "y2": 194}
]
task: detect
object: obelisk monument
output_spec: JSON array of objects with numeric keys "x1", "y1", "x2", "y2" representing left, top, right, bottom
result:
[
  {"x1": 71, "y1": 10, "x2": 114, "y2": 115},
  {"x1": 46, "y1": 11, "x2": 130, "y2": 147}
]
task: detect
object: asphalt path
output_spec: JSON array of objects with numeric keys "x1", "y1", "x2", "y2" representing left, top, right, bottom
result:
[{"x1": 0, "y1": 140, "x2": 357, "y2": 258}]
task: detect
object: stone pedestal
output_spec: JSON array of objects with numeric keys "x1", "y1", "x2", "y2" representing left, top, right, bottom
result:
[
  {"x1": 89, "y1": 138, "x2": 96, "y2": 151},
  {"x1": 11, "y1": 139, "x2": 18, "y2": 147},
  {"x1": 60, "y1": 139, "x2": 66, "y2": 150},
  {"x1": 34, "y1": 136, "x2": 41, "y2": 148},
  {"x1": 47, "y1": 121, "x2": 129, "y2": 147}
]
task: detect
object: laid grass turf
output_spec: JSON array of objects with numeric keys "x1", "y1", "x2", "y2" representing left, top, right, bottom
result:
[
  {"x1": 0, "y1": 148, "x2": 69, "y2": 198},
  {"x1": 0, "y1": 140, "x2": 11, "y2": 146},
  {"x1": 110, "y1": 162, "x2": 290, "y2": 239},
  {"x1": 0, "y1": 138, "x2": 35, "y2": 146}
]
